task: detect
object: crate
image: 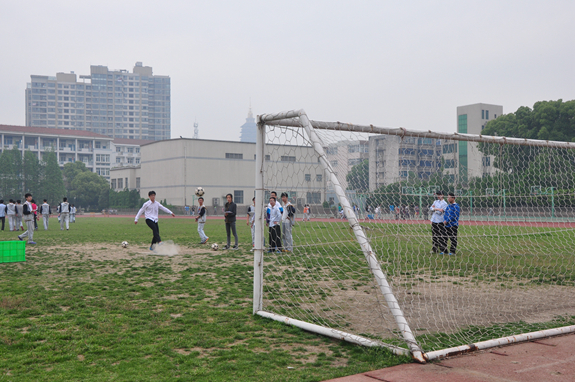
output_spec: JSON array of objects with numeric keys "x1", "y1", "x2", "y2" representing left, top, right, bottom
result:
[{"x1": 1, "y1": 241, "x2": 26, "y2": 263}]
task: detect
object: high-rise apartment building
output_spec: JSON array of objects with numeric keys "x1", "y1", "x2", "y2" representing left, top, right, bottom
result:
[{"x1": 25, "y1": 62, "x2": 170, "y2": 141}]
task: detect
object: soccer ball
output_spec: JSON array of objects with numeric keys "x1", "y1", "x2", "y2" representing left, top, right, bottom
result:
[
  {"x1": 121, "y1": 241, "x2": 129, "y2": 248},
  {"x1": 195, "y1": 187, "x2": 205, "y2": 197},
  {"x1": 211, "y1": 243, "x2": 219, "y2": 251}
]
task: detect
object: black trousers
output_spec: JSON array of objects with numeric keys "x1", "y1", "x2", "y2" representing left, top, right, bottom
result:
[
  {"x1": 225, "y1": 222, "x2": 238, "y2": 247},
  {"x1": 431, "y1": 222, "x2": 445, "y2": 252},
  {"x1": 445, "y1": 226, "x2": 458, "y2": 254},
  {"x1": 145, "y1": 219, "x2": 161, "y2": 246},
  {"x1": 269, "y1": 225, "x2": 282, "y2": 250},
  {"x1": 0, "y1": 216, "x2": 4, "y2": 231}
]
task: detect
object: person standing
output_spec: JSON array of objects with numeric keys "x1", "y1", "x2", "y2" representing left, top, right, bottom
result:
[
  {"x1": 224, "y1": 194, "x2": 238, "y2": 250},
  {"x1": 281, "y1": 192, "x2": 295, "y2": 252},
  {"x1": 0, "y1": 199, "x2": 6, "y2": 231},
  {"x1": 247, "y1": 197, "x2": 256, "y2": 249},
  {"x1": 40, "y1": 199, "x2": 52, "y2": 230},
  {"x1": 267, "y1": 196, "x2": 282, "y2": 253},
  {"x1": 31, "y1": 199, "x2": 39, "y2": 230},
  {"x1": 70, "y1": 204, "x2": 76, "y2": 223},
  {"x1": 429, "y1": 191, "x2": 448, "y2": 254},
  {"x1": 17, "y1": 193, "x2": 36, "y2": 245},
  {"x1": 195, "y1": 197, "x2": 209, "y2": 244},
  {"x1": 16, "y1": 200, "x2": 24, "y2": 231},
  {"x1": 135, "y1": 191, "x2": 175, "y2": 251},
  {"x1": 6, "y1": 200, "x2": 17, "y2": 231},
  {"x1": 57, "y1": 198, "x2": 71, "y2": 231},
  {"x1": 442, "y1": 192, "x2": 460, "y2": 255}
]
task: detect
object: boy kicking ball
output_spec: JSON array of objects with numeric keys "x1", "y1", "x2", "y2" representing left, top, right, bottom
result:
[{"x1": 135, "y1": 191, "x2": 175, "y2": 251}]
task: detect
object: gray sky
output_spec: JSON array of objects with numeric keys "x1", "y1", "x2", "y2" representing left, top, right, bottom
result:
[{"x1": 1, "y1": 1, "x2": 574, "y2": 141}]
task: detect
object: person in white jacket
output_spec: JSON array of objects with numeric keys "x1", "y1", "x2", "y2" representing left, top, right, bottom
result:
[
  {"x1": 429, "y1": 190, "x2": 448, "y2": 254},
  {"x1": 135, "y1": 191, "x2": 175, "y2": 251}
]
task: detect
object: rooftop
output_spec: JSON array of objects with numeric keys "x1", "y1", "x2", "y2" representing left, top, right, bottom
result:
[
  {"x1": 0, "y1": 124, "x2": 112, "y2": 139},
  {"x1": 113, "y1": 138, "x2": 154, "y2": 146}
]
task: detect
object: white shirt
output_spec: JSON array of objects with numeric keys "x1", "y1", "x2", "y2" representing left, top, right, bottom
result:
[
  {"x1": 6, "y1": 203, "x2": 16, "y2": 216},
  {"x1": 59, "y1": 202, "x2": 70, "y2": 214},
  {"x1": 41, "y1": 203, "x2": 50, "y2": 215},
  {"x1": 247, "y1": 205, "x2": 256, "y2": 224},
  {"x1": 281, "y1": 201, "x2": 293, "y2": 223},
  {"x1": 268, "y1": 204, "x2": 282, "y2": 227},
  {"x1": 430, "y1": 199, "x2": 448, "y2": 223},
  {"x1": 135, "y1": 200, "x2": 173, "y2": 223},
  {"x1": 0, "y1": 203, "x2": 5, "y2": 218}
]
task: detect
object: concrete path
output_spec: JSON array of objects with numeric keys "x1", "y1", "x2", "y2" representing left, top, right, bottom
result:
[{"x1": 324, "y1": 333, "x2": 575, "y2": 382}]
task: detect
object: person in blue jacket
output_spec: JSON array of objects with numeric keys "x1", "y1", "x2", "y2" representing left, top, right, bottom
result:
[{"x1": 442, "y1": 192, "x2": 460, "y2": 255}]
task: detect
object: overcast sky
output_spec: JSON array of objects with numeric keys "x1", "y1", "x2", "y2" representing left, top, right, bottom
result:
[{"x1": 1, "y1": 1, "x2": 574, "y2": 141}]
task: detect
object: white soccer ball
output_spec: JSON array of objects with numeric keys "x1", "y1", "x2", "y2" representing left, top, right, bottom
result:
[
  {"x1": 121, "y1": 241, "x2": 129, "y2": 248},
  {"x1": 195, "y1": 187, "x2": 205, "y2": 197},
  {"x1": 211, "y1": 243, "x2": 219, "y2": 251}
]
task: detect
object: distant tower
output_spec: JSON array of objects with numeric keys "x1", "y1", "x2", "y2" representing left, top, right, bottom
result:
[
  {"x1": 193, "y1": 121, "x2": 199, "y2": 139},
  {"x1": 239, "y1": 105, "x2": 257, "y2": 142}
]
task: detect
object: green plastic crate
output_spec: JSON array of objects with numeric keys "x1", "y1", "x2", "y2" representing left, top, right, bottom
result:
[{"x1": 1, "y1": 241, "x2": 26, "y2": 263}]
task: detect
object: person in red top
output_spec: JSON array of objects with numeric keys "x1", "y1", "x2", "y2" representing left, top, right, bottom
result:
[{"x1": 31, "y1": 199, "x2": 38, "y2": 231}]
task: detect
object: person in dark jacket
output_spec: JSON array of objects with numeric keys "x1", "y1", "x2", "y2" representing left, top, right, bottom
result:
[{"x1": 224, "y1": 193, "x2": 238, "y2": 250}]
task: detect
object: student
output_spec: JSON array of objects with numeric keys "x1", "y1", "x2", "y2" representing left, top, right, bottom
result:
[
  {"x1": 57, "y1": 198, "x2": 71, "y2": 231},
  {"x1": 267, "y1": 196, "x2": 282, "y2": 252},
  {"x1": 246, "y1": 197, "x2": 256, "y2": 249},
  {"x1": 0, "y1": 199, "x2": 5, "y2": 231},
  {"x1": 31, "y1": 199, "x2": 38, "y2": 230},
  {"x1": 70, "y1": 204, "x2": 76, "y2": 223},
  {"x1": 16, "y1": 200, "x2": 23, "y2": 231},
  {"x1": 429, "y1": 191, "x2": 448, "y2": 254},
  {"x1": 195, "y1": 197, "x2": 209, "y2": 244},
  {"x1": 17, "y1": 193, "x2": 36, "y2": 245},
  {"x1": 442, "y1": 192, "x2": 460, "y2": 255},
  {"x1": 6, "y1": 200, "x2": 17, "y2": 231},
  {"x1": 303, "y1": 204, "x2": 311, "y2": 221},
  {"x1": 281, "y1": 192, "x2": 296, "y2": 252},
  {"x1": 224, "y1": 193, "x2": 238, "y2": 250},
  {"x1": 135, "y1": 191, "x2": 175, "y2": 251},
  {"x1": 40, "y1": 199, "x2": 52, "y2": 230}
]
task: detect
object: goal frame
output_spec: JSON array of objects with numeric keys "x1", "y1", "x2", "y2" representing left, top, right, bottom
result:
[{"x1": 253, "y1": 109, "x2": 575, "y2": 362}]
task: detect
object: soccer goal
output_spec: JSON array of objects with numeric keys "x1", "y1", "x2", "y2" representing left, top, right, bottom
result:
[{"x1": 253, "y1": 109, "x2": 575, "y2": 362}]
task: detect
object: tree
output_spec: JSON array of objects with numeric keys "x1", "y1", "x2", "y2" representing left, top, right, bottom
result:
[
  {"x1": 346, "y1": 160, "x2": 369, "y2": 192},
  {"x1": 0, "y1": 147, "x2": 23, "y2": 199},
  {"x1": 42, "y1": 151, "x2": 66, "y2": 205},
  {"x1": 23, "y1": 150, "x2": 42, "y2": 197},
  {"x1": 70, "y1": 171, "x2": 109, "y2": 210},
  {"x1": 63, "y1": 161, "x2": 90, "y2": 191}
]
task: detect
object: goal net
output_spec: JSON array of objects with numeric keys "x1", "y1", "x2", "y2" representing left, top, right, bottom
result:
[{"x1": 253, "y1": 110, "x2": 575, "y2": 362}]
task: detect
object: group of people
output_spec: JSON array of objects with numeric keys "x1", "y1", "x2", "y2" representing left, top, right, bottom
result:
[
  {"x1": 429, "y1": 191, "x2": 460, "y2": 255},
  {"x1": 0, "y1": 196, "x2": 76, "y2": 245}
]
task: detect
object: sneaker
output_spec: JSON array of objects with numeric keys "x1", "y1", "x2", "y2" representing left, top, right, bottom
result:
[
  {"x1": 17, "y1": 236, "x2": 23, "y2": 241},
  {"x1": 232, "y1": 246, "x2": 239, "y2": 250},
  {"x1": 448, "y1": 253, "x2": 455, "y2": 256},
  {"x1": 28, "y1": 241, "x2": 36, "y2": 245},
  {"x1": 440, "y1": 252, "x2": 445, "y2": 255},
  {"x1": 223, "y1": 245, "x2": 230, "y2": 250},
  {"x1": 250, "y1": 248, "x2": 255, "y2": 252},
  {"x1": 149, "y1": 246, "x2": 154, "y2": 251}
]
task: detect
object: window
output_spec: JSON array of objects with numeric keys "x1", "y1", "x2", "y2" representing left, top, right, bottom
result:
[
  {"x1": 399, "y1": 171, "x2": 408, "y2": 178},
  {"x1": 348, "y1": 144, "x2": 359, "y2": 153},
  {"x1": 442, "y1": 143, "x2": 457, "y2": 154},
  {"x1": 316, "y1": 174, "x2": 322, "y2": 182},
  {"x1": 326, "y1": 146, "x2": 338, "y2": 155},
  {"x1": 280, "y1": 155, "x2": 296, "y2": 162},
  {"x1": 234, "y1": 190, "x2": 244, "y2": 204},
  {"x1": 116, "y1": 157, "x2": 122, "y2": 163},
  {"x1": 399, "y1": 159, "x2": 416, "y2": 167},
  {"x1": 305, "y1": 174, "x2": 311, "y2": 182},
  {"x1": 306, "y1": 192, "x2": 321, "y2": 204},
  {"x1": 330, "y1": 160, "x2": 338, "y2": 167},
  {"x1": 136, "y1": 177, "x2": 140, "y2": 189},
  {"x1": 399, "y1": 148, "x2": 415, "y2": 155},
  {"x1": 225, "y1": 153, "x2": 243, "y2": 159},
  {"x1": 111, "y1": 179, "x2": 116, "y2": 189},
  {"x1": 482, "y1": 110, "x2": 485, "y2": 119},
  {"x1": 117, "y1": 178, "x2": 123, "y2": 189},
  {"x1": 348, "y1": 158, "x2": 362, "y2": 166},
  {"x1": 486, "y1": 110, "x2": 489, "y2": 119},
  {"x1": 127, "y1": 147, "x2": 134, "y2": 153},
  {"x1": 444, "y1": 159, "x2": 457, "y2": 169}
]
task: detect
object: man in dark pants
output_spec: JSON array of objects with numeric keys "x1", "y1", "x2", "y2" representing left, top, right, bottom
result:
[
  {"x1": 0, "y1": 200, "x2": 6, "y2": 231},
  {"x1": 442, "y1": 192, "x2": 461, "y2": 255},
  {"x1": 224, "y1": 193, "x2": 238, "y2": 250},
  {"x1": 135, "y1": 191, "x2": 175, "y2": 251},
  {"x1": 429, "y1": 191, "x2": 448, "y2": 253}
]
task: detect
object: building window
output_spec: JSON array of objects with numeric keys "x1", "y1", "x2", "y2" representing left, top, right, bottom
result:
[
  {"x1": 482, "y1": 110, "x2": 485, "y2": 119},
  {"x1": 306, "y1": 192, "x2": 321, "y2": 204},
  {"x1": 136, "y1": 177, "x2": 140, "y2": 189},
  {"x1": 117, "y1": 178, "x2": 123, "y2": 189},
  {"x1": 486, "y1": 110, "x2": 489, "y2": 119},
  {"x1": 316, "y1": 174, "x2": 322, "y2": 182},
  {"x1": 225, "y1": 153, "x2": 243, "y2": 159},
  {"x1": 330, "y1": 160, "x2": 338, "y2": 167},
  {"x1": 111, "y1": 179, "x2": 116, "y2": 189},
  {"x1": 326, "y1": 146, "x2": 338, "y2": 155},
  {"x1": 305, "y1": 174, "x2": 311, "y2": 182},
  {"x1": 348, "y1": 158, "x2": 362, "y2": 166},
  {"x1": 348, "y1": 144, "x2": 359, "y2": 153},
  {"x1": 234, "y1": 190, "x2": 244, "y2": 204},
  {"x1": 280, "y1": 155, "x2": 296, "y2": 162},
  {"x1": 95, "y1": 141, "x2": 101, "y2": 148}
]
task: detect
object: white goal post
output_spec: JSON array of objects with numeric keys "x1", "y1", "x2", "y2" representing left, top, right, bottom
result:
[{"x1": 253, "y1": 109, "x2": 575, "y2": 362}]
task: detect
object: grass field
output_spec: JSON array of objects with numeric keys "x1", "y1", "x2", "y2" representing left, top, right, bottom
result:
[{"x1": 0, "y1": 217, "x2": 409, "y2": 382}]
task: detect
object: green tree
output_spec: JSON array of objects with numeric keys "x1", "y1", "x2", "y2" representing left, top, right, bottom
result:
[
  {"x1": 42, "y1": 151, "x2": 66, "y2": 205},
  {"x1": 23, "y1": 150, "x2": 42, "y2": 197},
  {"x1": 0, "y1": 147, "x2": 23, "y2": 199},
  {"x1": 63, "y1": 161, "x2": 90, "y2": 191},
  {"x1": 70, "y1": 171, "x2": 109, "y2": 210},
  {"x1": 346, "y1": 160, "x2": 369, "y2": 192}
]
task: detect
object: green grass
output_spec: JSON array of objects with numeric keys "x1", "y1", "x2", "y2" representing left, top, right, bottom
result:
[{"x1": 0, "y1": 217, "x2": 409, "y2": 381}]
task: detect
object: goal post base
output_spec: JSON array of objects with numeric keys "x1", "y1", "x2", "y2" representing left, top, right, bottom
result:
[
  {"x1": 424, "y1": 325, "x2": 575, "y2": 361},
  {"x1": 255, "y1": 310, "x2": 418, "y2": 359}
]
